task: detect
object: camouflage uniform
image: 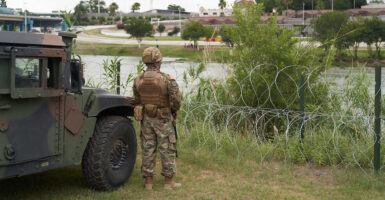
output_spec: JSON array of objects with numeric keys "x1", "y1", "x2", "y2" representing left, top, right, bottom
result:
[{"x1": 133, "y1": 49, "x2": 181, "y2": 178}]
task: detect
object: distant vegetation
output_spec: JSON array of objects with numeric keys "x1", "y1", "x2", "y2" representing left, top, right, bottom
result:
[{"x1": 312, "y1": 11, "x2": 385, "y2": 62}]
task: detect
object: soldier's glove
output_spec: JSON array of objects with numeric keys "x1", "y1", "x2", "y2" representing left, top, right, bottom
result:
[{"x1": 173, "y1": 112, "x2": 178, "y2": 120}]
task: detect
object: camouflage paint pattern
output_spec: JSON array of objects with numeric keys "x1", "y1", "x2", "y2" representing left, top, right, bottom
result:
[
  {"x1": 133, "y1": 67, "x2": 181, "y2": 178},
  {"x1": 0, "y1": 32, "x2": 135, "y2": 180},
  {"x1": 140, "y1": 114, "x2": 177, "y2": 178}
]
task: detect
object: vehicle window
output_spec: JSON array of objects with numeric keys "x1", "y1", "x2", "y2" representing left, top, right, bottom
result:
[
  {"x1": 15, "y1": 58, "x2": 42, "y2": 88},
  {"x1": 47, "y1": 58, "x2": 60, "y2": 89}
]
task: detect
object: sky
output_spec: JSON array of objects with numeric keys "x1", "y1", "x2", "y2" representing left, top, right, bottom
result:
[{"x1": 6, "y1": 0, "x2": 230, "y2": 13}]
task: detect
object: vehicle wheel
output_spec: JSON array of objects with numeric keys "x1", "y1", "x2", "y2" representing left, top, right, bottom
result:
[{"x1": 82, "y1": 116, "x2": 137, "y2": 191}]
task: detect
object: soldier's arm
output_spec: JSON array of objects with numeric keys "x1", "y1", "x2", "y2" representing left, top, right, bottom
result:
[
  {"x1": 132, "y1": 78, "x2": 140, "y2": 105},
  {"x1": 166, "y1": 75, "x2": 181, "y2": 113}
]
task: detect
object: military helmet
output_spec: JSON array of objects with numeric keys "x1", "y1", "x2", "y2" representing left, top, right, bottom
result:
[{"x1": 142, "y1": 47, "x2": 162, "y2": 64}]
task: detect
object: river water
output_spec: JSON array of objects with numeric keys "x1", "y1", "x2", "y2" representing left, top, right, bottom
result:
[{"x1": 81, "y1": 55, "x2": 385, "y2": 96}]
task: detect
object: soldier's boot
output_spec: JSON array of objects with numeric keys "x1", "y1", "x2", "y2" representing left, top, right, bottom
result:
[
  {"x1": 145, "y1": 176, "x2": 154, "y2": 190},
  {"x1": 163, "y1": 177, "x2": 182, "y2": 189}
]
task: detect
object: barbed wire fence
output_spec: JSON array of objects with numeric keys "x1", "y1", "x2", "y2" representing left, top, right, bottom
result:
[{"x1": 82, "y1": 56, "x2": 385, "y2": 175}]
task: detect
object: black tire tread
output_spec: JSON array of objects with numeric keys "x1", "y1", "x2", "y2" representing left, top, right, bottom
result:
[{"x1": 82, "y1": 116, "x2": 136, "y2": 191}]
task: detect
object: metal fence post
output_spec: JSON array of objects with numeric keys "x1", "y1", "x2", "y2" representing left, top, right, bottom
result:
[
  {"x1": 116, "y1": 61, "x2": 121, "y2": 95},
  {"x1": 299, "y1": 74, "x2": 305, "y2": 142},
  {"x1": 374, "y1": 65, "x2": 381, "y2": 172}
]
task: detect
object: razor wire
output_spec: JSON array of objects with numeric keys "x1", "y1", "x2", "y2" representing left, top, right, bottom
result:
[{"x1": 82, "y1": 55, "x2": 385, "y2": 174}]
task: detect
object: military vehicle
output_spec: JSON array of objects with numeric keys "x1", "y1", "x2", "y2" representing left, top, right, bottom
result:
[{"x1": 0, "y1": 31, "x2": 137, "y2": 191}]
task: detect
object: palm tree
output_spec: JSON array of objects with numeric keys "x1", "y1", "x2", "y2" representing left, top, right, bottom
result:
[
  {"x1": 131, "y1": 2, "x2": 140, "y2": 13},
  {"x1": 218, "y1": 0, "x2": 227, "y2": 16},
  {"x1": 109, "y1": 2, "x2": 119, "y2": 16},
  {"x1": 0, "y1": 0, "x2": 6, "y2": 8}
]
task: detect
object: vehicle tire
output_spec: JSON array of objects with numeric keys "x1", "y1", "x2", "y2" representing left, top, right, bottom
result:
[{"x1": 82, "y1": 116, "x2": 137, "y2": 191}]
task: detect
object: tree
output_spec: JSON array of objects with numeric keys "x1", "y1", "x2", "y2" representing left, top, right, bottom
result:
[
  {"x1": 351, "y1": 0, "x2": 367, "y2": 8},
  {"x1": 334, "y1": 0, "x2": 352, "y2": 10},
  {"x1": 98, "y1": 16, "x2": 106, "y2": 24},
  {"x1": 219, "y1": 0, "x2": 227, "y2": 16},
  {"x1": 167, "y1": 4, "x2": 185, "y2": 12},
  {"x1": 362, "y1": 16, "x2": 385, "y2": 59},
  {"x1": 109, "y1": 2, "x2": 119, "y2": 17},
  {"x1": 124, "y1": 18, "x2": 154, "y2": 48},
  {"x1": 181, "y1": 21, "x2": 207, "y2": 49},
  {"x1": 88, "y1": 0, "x2": 107, "y2": 13},
  {"x1": 219, "y1": 24, "x2": 236, "y2": 47},
  {"x1": 74, "y1": 1, "x2": 89, "y2": 25},
  {"x1": 157, "y1": 24, "x2": 165, "y2": 36},
  {"x1": 131, "y1": 2, "x2": 140, "y2": 13},
  {"x1": 283, "y1": 0, "x2": 293, "y2": 10},
  {"x1": 312, "y1": 11, "x2": 350, "y2": 52},
  {"x1": 341, "y1": 17, "x2": 364, "y2": 59},
  {"x1": 1, "y1": 0, "x2": 6, "y2": 8},
  {"x1": 223, "y1": 3, "x2": 323, "y2": 110},
  {"x1": 168, "y1": 26, "x2": 180, "y2": 36}
]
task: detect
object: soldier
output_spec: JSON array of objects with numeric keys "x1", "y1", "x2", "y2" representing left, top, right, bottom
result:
[{"x1": 133, "y1": 47, "x2": 182, "y2": 190}]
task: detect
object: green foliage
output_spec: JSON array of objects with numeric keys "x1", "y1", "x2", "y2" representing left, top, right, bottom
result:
[
  {"x1": 182, "y1": 21, "x2": 214, "y2": 48},
  {"x1": 167, "y1": 4, "x2": 185, "y2": 12},
  {"x1": 88, "y1": 0, "x2": 107, "y2": 13},
  {"x1": 61, "y1": 10, "x2": 73, "y2": 31},
  {"x1": 219, "y1": 24, "x2": 235, "y2": 47},
  {"x1": 97, "y1": 16, "x2": 106, "y2": 24},
  {"x1": 362, "y1": 16, "x2": 385, "y2": 58},
  {"x1": 334, "y1": 0, "x2": 352, "y2": 10},
  {"x1": 102, "y1": 57, "x2": 122, "y2": 92},
  {"x1": 312, "y1": 11, "x2": 350, "y2": 51},
  {"x1": 0, "y1": 0, "x2": 6, "y2": 8},
  {"x1": 218, "y1": 0, "x2": 227, "y2": 10},
  {"x1": 157, "y1": 24, "x2": 165, "y2": 36},
  {"x1": 108, "y1": 2, "x2": 119, "y2": 16},
  {"x1": 131, "y1": 2, "x2": 140, "y2": 13},
  {"x1": 124, "y1": 18, "x2": 154, "y2": 47},
  {"x1": 168, "y1": 26, "x2": 180, "y2": 36},
  {"x1": 114, "y1": 16, "x2": 121, "y2": 22},
  {"x1": 255, "y1": 0, "x2": 367, "y2": 11},
  {"x1": 73, "y1": 1, "x2": 89, "y2": 25}
]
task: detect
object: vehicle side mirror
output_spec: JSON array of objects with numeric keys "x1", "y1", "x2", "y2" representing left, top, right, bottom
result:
[{"x1": 70, "y1": 59, "x2": 82, "y2": 94}]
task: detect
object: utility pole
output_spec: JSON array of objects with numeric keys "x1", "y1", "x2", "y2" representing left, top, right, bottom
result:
[
  {"x1": 98, "y1": 0, "x2": 100, "y2": 14},
  {"x1": 303, "y1": 2, "x2": 305, "y2": 25},
  {"x1": 179, "y1": 8, "x2": 182, "y2": 35},
  {"x1": 24, "y1": 1, "x2": 27, "y2": 32}
]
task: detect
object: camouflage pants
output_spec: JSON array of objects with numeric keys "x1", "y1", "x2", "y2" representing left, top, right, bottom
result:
[{"x1": 140, "y1": 115, "x2": 177, "y2": 178}]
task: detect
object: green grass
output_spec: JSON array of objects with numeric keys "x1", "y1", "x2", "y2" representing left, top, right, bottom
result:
[
  {"x1": 1, "y1": 148, "x2": 384, "y2": 199},
  {"x1": 1, "y1": 123, "x2": 385, "y2": 200},
  {"x1": 75, "y1": 42, "x2": 231, "y2": 62},
  {"x1": 83, "y1": 28, "x2": 185, "y2": 41}
]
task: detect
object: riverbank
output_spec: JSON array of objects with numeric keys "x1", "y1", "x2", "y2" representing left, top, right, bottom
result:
[
  {"x1": 75, "y1": 42, "x2": 230, "y2": 62},
  {"x1": 83, "y1": 28, "x2": 185, "y2": 41}
]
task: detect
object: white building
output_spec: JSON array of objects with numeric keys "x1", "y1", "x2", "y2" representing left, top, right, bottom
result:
[
  {"x1": 362, "y1": 3, "x2": 385, "y2": 8},
  {"x1": 199, "y1": 7, "x2": 233, "y2": 17}
]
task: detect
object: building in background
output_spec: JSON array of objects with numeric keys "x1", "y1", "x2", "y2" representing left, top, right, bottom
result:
[
  {"x1": 0, "y1": 7, "x2": 63, "y2": 32},
  {"x1": 199, "y1": 7, "x2": 233, "y2": 17}
]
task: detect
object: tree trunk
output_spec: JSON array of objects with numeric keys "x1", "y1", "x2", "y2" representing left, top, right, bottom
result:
[
  {"x1": 354, "y1": 42, "x2": 359, "y2": 60},
  {"x1": 375, "y1": 43, "x2": 381, "y2": 59},
  {"x1": 194, "y1": 40, "x2": 199, "y2": 50},
  {"x1": 367, "y1": 44, "x2": 373, "y2": 58}
]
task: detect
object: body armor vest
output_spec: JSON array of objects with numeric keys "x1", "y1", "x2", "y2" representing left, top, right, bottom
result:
[{"x1": 136, "y1": 71, "x2": 170, "y2": 108}]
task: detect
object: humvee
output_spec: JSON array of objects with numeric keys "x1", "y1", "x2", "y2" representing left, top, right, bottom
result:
[{"x1": 0, "y1": 31, "x2": 137, "y2": 191}]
